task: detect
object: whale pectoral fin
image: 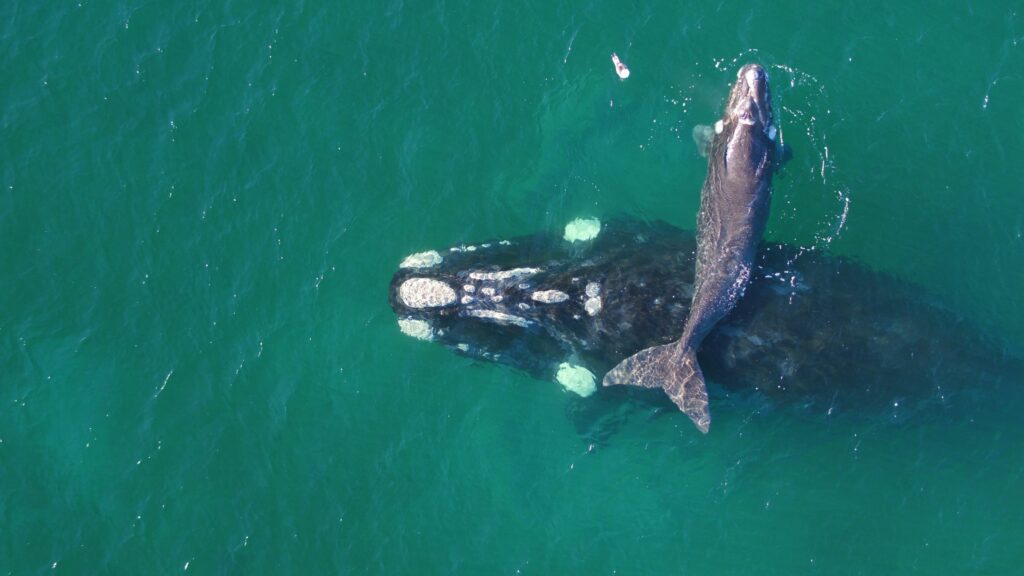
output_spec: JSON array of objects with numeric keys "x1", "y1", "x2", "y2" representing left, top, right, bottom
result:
[
  {"x1": 775, "y1": 142, "x2": 794, "y2": 172},
  {"x1": 692, "y1": 124, "x2": 714, "y2": 158},
  {"x1": 603, "y1": 343, "x2": 711, "y2": 433}
]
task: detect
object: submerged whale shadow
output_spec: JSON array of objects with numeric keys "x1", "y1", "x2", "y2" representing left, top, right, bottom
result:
[{"x1": 390, "y1": 217, "x2": 1024, "y2": 440}]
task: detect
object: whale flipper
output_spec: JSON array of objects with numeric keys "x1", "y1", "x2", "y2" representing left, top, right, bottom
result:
[
  {"x1": 692, "y1": 124, "x2": 715, "y2": 158},
  {"x1": 603, "y1": 343, "x2": 710, "y2": 433},
  {"x1": 777, "y1": 142, "x2": 793, "y2": 171}
]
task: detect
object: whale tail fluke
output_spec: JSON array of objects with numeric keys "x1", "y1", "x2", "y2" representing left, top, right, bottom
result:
[{"x1": 602, "y1": 342, "x2": 710, "y2": 433}]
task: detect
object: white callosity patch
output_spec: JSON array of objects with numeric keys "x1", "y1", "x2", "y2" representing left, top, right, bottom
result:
[
  {"x1": 463, "y1": 284, "x2": 475, "y2": 293},
  {"x1": 466, "y1": 309, "x2": 531, "y2": 328},
  {"x1": 767, "y1": 124, "x2": 777, "y2": 140},
  {"x1": 399, "y1": 278, "x2": 457, "y2": 309},
  {"x1": 461, "y1": 295, "x2": 474, "y2": 304},
  {"x1": 555, "y1": 363, "x2": 597, "y2": 397},
  {"x1": 714, "y1": 120, "x2": 724, "y2": 134},
  {"x1": 563, "y1": 218, "x2": 601, "y2": 243},
  {"x1": 480, "y1": 287, "x2": 495, "y2": 297},
  {"x1": 400, "y1": 250, "x2": 443, "y2": 269},
  {"x1": 397, "y1": 318, "x2": 434, "y2": 341},
  {"x1": 469, "y1": 268, "x2": 541, "y2": 281},
  {"x1": 584, "y1": 282, "x2": 602, "y2": 316},
  {"x1": 531, "y1": 290, "x2": 569, "y2": 304}
]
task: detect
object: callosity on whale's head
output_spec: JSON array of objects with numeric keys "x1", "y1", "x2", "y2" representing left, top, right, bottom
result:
[
  {"x1": 388, "y1": 219, "x2": 699, "y2": 398},
  {"x1": 727, "y1": 64, "x2": 774, "y2": 130},
  {"x1": 717, "y1": 63, "x2": 777, "y2": 176}
]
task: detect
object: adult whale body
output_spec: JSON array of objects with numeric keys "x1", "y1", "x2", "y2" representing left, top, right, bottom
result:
[
  {"x1": 388, "y1": 218, "x2": 1022, "y2": 427},
  {"x1": 603, "y1": 63, "x2": 778, "y2": 432}
]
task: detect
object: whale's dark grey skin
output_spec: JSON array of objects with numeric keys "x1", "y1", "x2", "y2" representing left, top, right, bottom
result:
[
  {"x1": 389, "y1": 218, "x2": 1022, "y2": 431},
  {"x1": 604, "y1": 63, "x2": 778, "y2": 433}
]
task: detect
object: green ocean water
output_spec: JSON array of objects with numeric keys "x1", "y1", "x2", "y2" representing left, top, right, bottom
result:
[{"x1": 3, "y1": 0, "x2": 1024, "y2": 573}]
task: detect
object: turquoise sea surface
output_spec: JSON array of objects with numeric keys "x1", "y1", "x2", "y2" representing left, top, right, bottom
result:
[{"x1": 3, "y1": 1, "x2": 1024, "y2": 574}]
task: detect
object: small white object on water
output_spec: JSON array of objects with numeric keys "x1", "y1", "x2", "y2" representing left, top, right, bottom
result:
[
  {"x1": 564, "y1": 217, "x2": 601, "y2": 243},
  {"x1": 611, "y1": 53, "x2": 630, "y2": 79},
  {"x1": 556, "y1": 363, "x2": 597, "y2": 397}
]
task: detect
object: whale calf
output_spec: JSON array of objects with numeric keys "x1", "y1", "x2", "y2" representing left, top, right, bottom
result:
[
  {"x1": 389, "y1": 218, "x2": 1022, "y2": 428},
  {"x1": 603, "y1": 64, "x2": 778, "y2": 433}
]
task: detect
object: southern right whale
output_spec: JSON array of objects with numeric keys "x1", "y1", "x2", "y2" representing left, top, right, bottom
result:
[
  {"x1": 604, "y1": 63, "x2": 778, "y2": 433},
  {"x1": 388, "y1": 218, "x2": 1022, "y2": 428}
]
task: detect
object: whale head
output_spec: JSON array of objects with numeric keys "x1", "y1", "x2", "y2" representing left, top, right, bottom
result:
[
  {"x1": 728, "y1": 64, "x2": 774, "y2": 130},
  {"x1": 389, "y1": 240, "x2": 576, "y2": 377},
  {"x1": 719, "y1": 63, "x2": 777, "y2": 176},
  {"x1": 388, "y1": 221, "x2": 699, "y2": 386}
]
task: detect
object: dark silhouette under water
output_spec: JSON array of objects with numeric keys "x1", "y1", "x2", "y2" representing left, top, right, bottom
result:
[{"x1": 389, "y1": 218, "x2": 1023, "y2": 436}]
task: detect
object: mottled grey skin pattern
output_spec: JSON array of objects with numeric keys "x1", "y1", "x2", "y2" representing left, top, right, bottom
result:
[{"x1": 603, "y1": 63, "x2": 778, "y2": 433}]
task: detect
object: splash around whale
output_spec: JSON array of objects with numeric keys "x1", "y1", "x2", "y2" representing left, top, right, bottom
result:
[{"x1": 389, "y1": 217, "x2": 1022, "y2": 433}]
